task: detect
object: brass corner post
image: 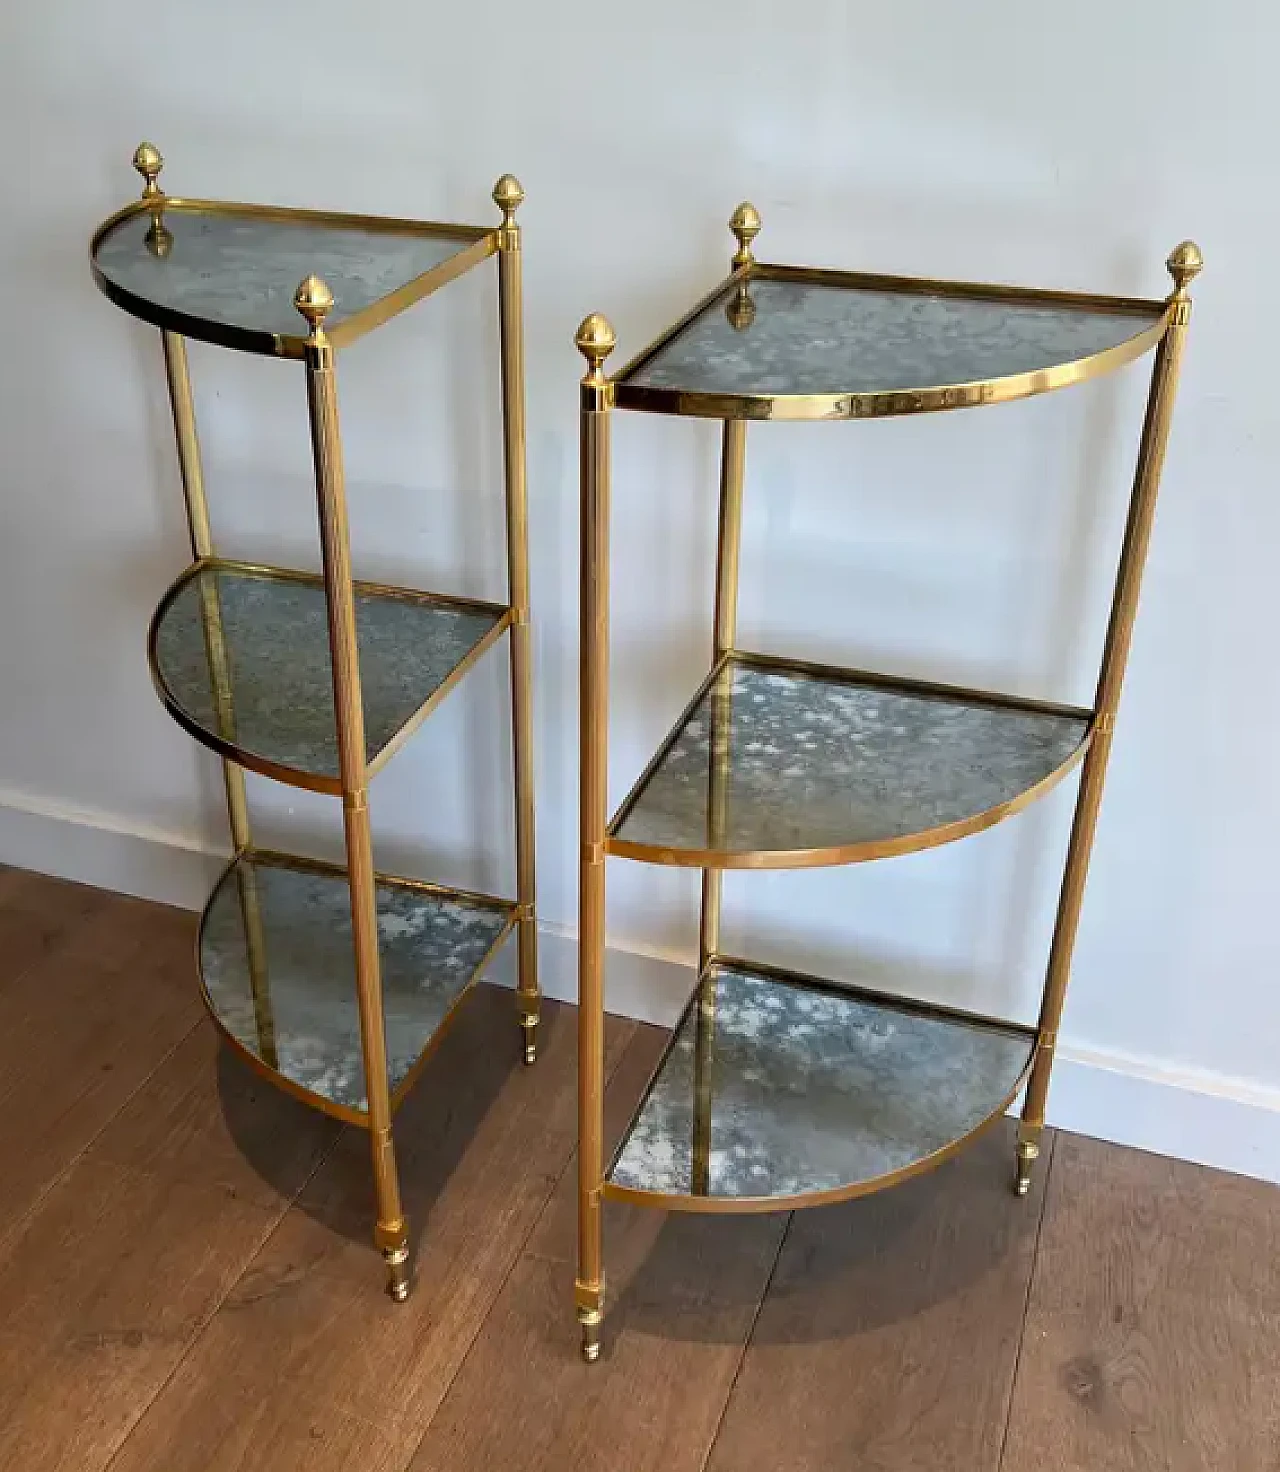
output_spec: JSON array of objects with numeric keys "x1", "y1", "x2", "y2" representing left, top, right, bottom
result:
[
  {"x1": 690, "y1": 210, "x2": 757, "y2": 1192},
  {"x1": 493, "y1": 174, "x2": 541, "y2": 1065},
  {"x1": 1015, "y1": 241, "x2": 1202, "y2": 1197},
  {"x1": 296, "y1": 274, "x2": 410, "y2": 1299},
  {"x1": 576, "y1": 311, "x2": 616, "y2": 1363}
]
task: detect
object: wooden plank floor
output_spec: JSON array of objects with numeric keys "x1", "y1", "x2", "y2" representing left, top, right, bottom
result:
[{"x1": 0, "y1": 867, "x2": 1275, "y2": 1472}]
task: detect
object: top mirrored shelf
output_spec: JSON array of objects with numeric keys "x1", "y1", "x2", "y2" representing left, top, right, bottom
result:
[
  {"x1": 614, "y1": 264, "x2": 1167, "y2": 420},
  {"x1": 91, "y1": 199, "x2": 492, "y2": 356}
]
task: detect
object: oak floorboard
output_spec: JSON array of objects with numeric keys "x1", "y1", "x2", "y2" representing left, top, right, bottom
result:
[
  {"x1": 0, "y1": 1024, "x2": 337, "y2": 1472},
  {"x1": 0, "y1": 867, "x2": 116, "y2": 989},
  {"x1": 106, "y1": 990, "x2": 636, "y2": 1472},
  {"x1": 1000, "y1": 1131, "x2": 1280, "y2": 1472},
  {"x1": 0, "y1": 896, "x2": 205, "y2": 1252},
  {"x1": 405, "y1": 1022, "x2": 790, "y2": 1472},
  {"x1": 700, "y1": 1120, "x2": 1053, "y2": 1472}
]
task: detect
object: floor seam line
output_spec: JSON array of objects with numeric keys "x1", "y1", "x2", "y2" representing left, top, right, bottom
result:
[
  {"x1": 101, "y1": 1123, "x2": 344, "y2": 1472},
  {"x1": 698, "y1": 1209, "x2": 794, "y2": 1472},
  {"x1": 392, "y1": 1018, "x2": 646, "y2": 1472},
  {"x1": 0, "y1": 1008, "x2": 206, "y2": 1263},
  {"x1": 996, "y1": 1129, "x2": 1057, "y2": 1472}
]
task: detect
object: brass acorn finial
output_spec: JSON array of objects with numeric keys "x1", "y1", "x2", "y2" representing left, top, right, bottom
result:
[
  {"x1": 729, "y1": 201, "x2": 762, "y2": 270},
  {"x1": 575, "y1": 312, "x2": 617, "y2": 377},
  {"x1": 1166, "y1": 240, "x2": 1203, "y2": 297},
  {"x1": 492, "y1": 173, "x2": 525, "y2": 225},
  {"x1": 133, "y1": 142, "x2": 164, "y2": 197},
  {"x1": 294, "y1": 274, "x2": 335, "y2": 332}
]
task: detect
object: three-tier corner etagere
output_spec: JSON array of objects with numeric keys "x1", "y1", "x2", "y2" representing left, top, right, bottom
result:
[
  {"x1": 90, "y1": 144, "x2": 541, "y2": 1300},
  {"x1": 573, "y1": 205, "x2": 1199, "y2": 1359}
]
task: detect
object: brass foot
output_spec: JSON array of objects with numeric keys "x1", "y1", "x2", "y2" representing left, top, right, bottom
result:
[
  {"x1": 1014, "y1": 1136, "x2": 1041, "y2": 1198},
  {"x1": 577, "y1": 1306, "x2": 602, "y2": 1363},
  {"x1": 522, "y1": 1016, "x2": 538, "y2": 1066},
  {"x1": 383, "y1": 1242, "x2": 412, "y2": 1302}
]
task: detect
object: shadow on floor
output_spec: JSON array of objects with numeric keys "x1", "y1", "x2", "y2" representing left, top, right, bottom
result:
[{"x1": 213, "y1": 981, "x2": 534, "y2": 1249}]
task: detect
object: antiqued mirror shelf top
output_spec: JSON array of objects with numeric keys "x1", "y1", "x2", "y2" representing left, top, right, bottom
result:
[
  {"x1": 606, "y1": 961, "x2": 1035, "y2": 1210},
  {"x1": 199, "y1": 853, "x2": 516, "y2": 1125},
  {"x1": 607, "y1": 652, "x2": 1092, "y2": 868},
  {"x1": 614, "y1": 264, "x2": 1168, "y2": 419},
  {"x1": 91, "y1": 196, "x2": 493, "y2": 355},
  {"x1": 150, "y1": 560, "x2": 509, "y2": 793}
]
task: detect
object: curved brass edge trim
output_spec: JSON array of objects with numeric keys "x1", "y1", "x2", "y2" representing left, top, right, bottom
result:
[
  {"x1": 611, "y1": 311, "x2": 1168, "y2": 421},
  {"x1": 601, "y1": 1046, "x2": 1036, "y2": 1216},
  {"x1": 606, "y1": 721, "x2": 1094, "y2": 871},
  {"x1": 146, "y1": 560, "x2": 512, "y2": 797},
  {"x1": 195, "y1": 849, "x2": 520, "y2": 1127},
  {"x1": 90, "y1": 197, "x2": 495, "y2": 358},
  {"x1": 194, "y1": 851, "x2": 371, "y2": 1129}
]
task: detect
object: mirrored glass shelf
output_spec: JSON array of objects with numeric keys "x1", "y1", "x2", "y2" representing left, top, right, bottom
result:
[
  {"x1": 614, "y1": 264, "x2": 1167, "y2": 420},
  {"x1": 605, "y1": 961, "x2": 1034, "y2": 1211},
  {"x1": 199, "y1": 852, "x2": 515, "y2": 1125},
  {"x1": 91, "y1": 198, "x2": 493, "y2": 356},
  {"x1": 150, "y1": 560, "x2": 509, "y2": 794},
  {"x1": 607, "y1": 652, "x2": 1092, "y2": 869}
]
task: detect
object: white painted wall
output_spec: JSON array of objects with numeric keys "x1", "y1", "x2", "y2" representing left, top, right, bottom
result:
[{"x1": 3, "y1": 2, "x2": 1278, "y2": 1177}]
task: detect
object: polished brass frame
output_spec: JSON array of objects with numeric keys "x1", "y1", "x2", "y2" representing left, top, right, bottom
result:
[
  {"x1": 92, "y1": 144, "x2": 541, "y2": 1301},
  {"x1": 575, "y1": 203, "x2": 1199, "y2": 1358}
]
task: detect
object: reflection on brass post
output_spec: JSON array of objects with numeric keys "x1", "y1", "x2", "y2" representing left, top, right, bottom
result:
[
  {"x1": 576, "y1": 312, "x2": 616, "y2": 1363},
  {"x1": 133, "y1": 141, "x2": 173, "y2": 256},
  {"x1": 494, "y1": 175, "x2": 541, "y2": 1066},
  {"x1": 297, "y1": 275, "x2": 410, "y2": 1299},
  {"x1": 158, "y1": 288, "x2": 273, "y2": 1062},
  {"x1": 1015, "y1": 242, "x2": 1202, "y2": 1197},
  {"x1": 693, "y1": 408, "x2": 747, "y2": 1194}
]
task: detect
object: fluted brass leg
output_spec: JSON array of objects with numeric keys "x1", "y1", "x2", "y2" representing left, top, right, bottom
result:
[
  {"x1": 494, "y1": 175, "x2": 541, "y2": 1066},
  {"x1": 1013, "y1": 1125, "x2": 1042, "y2": 1198},
  {"x1": 298, "y1": 275, "x2": 411, "y2": 1301},
  {"x1": 1016, "y1": 242, "x2": 1200, "y2": 1204},
  {"x1": 575, "y1": 313, "x2": 616, "y2": 1361}
]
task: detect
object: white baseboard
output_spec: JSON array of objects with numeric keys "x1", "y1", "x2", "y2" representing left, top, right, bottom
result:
[{"x1": 3, "y1": 790, "x2": 1278, "y2": 1186}]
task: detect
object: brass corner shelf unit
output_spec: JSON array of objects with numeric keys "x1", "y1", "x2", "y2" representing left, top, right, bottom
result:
[
  {"x1": 573, "y1": 205, "x2": 1199, "y2": 1360},
  {"x1": 90, "y1": 145, "x2": 541, "y2": 1300}
]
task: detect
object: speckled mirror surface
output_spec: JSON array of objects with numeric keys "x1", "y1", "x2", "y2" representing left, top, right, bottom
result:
[
  {"x1": 94, "y1": 206, "x2": 476, "y2": 339},
  {"x1": 623, "y1": 277, "x2": 1161, "y2": 398},
  {"x1": 200, "y1": 857, "x2": 512, "y2": 1112},
  {"x1": 607, "y1": 965, "x2": 1033, "y2": 1201},
  {"x1": 152, "y1": 566, "x2": 502, "y2": 781},
  {"x1": 611, "y1": 657, "x2": 1088, "y2": 860}
]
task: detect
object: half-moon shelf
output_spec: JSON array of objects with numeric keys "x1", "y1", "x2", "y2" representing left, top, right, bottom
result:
[
  {"x1": 613, "y1": 264, "x2": 1167, "y2": 420},
  {"x1": 606, "y1": 653, "x2": 1093, "y2": 868},
  {"x1": 149, "y1": 560, "x2": 509, "y2": 794},
  {"x1": 90, "y1": 197, "x2": 491, "y2": 356},
  {"x1": 604, "y1": 961, "x2": 1036, "y2": 1212},
  {"x1": 198, "y1": 852, "x2": 516, "y2": 1126}
]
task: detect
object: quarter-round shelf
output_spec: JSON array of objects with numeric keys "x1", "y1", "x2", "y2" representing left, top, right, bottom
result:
[
  {"x1": 198, "y1": 851, "x2": 516, "y2": 1126},
  {"x1": 606, "y1": 652, "x2": 1093, "y2": 869},
  {"x1": 148, "y1": 559, "x2": 509, "y2": 794},
  {"x1": 604, "y1": 960, "x2": 1035, "y2": 1213},
  {"x1": 613, "y1": 264, "x2": 1168, "y2": 421},
  {"x1": 90, "y1": 197, "x2": 494, "y2": 357}
]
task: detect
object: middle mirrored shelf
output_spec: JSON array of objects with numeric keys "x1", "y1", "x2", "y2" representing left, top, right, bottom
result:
[
  {"x1": 150, "y1": 559, "x2": 510, "y2": 793},
  {"x1": 607, "y1": 652, "x2": 1092, "y2": 868}
]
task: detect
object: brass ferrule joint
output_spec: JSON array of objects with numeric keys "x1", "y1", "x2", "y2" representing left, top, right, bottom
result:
[
  {"x1": 581, "y1": 840, "x2": 606, "y2": 865},
  {"x1": 580, "y1": 379, "x2": 614, "y2": 413}
]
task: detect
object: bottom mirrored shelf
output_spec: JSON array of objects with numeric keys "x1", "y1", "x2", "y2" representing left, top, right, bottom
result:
[
  {"x1": 198, "y1": 851, "x2": 516, "y2": 1125},
  {"x1": 605, "y1": 960, "x2": 1035, "y2": 1212}
]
